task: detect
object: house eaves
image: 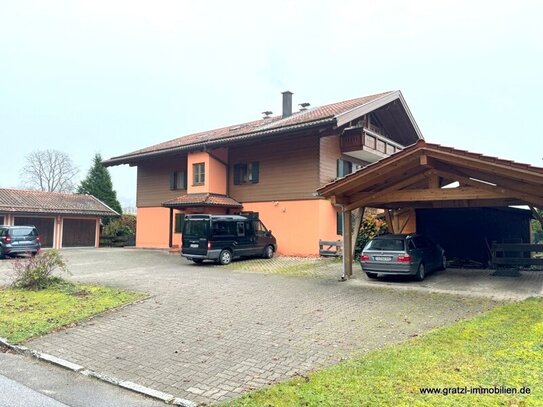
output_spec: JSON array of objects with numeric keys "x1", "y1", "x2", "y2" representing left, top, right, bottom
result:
[
  {"x1": 103, "y1": 117, "x2": 336, "y2": 166},
  {"x1": 335, "y1": 90, "x2": 424, "y2": 141}
]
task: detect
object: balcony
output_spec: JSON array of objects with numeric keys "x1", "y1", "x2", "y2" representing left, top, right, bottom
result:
[{"x1": 340, "y1": 126, "x2": 404, "y2": 163}]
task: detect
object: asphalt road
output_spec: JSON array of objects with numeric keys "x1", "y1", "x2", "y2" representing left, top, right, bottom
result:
[{"x1": 0, "y1": 351, "x2": 163, "y2": 407}]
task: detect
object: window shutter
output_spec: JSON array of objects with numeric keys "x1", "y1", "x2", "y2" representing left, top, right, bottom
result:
[
  {"x1": 251, "y1": 161, "x2": 259, "y2": 184},
  {"x1": 233, "y1": 164, "x2": 241, "y2": 185},
  {"x1": 336, "y1": 212, "x2": 343, "y2": 235},
  {"x1": 169, "y1": 173, "x2": 175, "y2": 190}
]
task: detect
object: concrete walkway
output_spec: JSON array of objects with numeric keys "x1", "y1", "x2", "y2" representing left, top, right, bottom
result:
[{"x1": 1, "y1": 249, "x2": 507, "y2": 405}]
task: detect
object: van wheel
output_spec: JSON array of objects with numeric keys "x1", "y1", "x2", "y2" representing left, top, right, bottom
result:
[
  {"x1": 218, "y1": 249, "x2": 232, "y2": 265},
  {"x1": 415, "y1": 263, "x2": 426, "y2": 281},
  {"x1": 263, "y1": 245, "x2": 274, "y2": 259},
  {"x1": 192, "y1": 259, "x2": 204, "y2": 264}
]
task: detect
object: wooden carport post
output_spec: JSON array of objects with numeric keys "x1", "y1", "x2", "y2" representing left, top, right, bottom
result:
[{"x1": 341, "y1": 208, "x2": 353, "y2": 279}]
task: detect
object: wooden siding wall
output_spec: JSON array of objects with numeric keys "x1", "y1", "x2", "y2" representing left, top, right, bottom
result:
[
  {"x1": 319, "y1": 134, "x2": 341, "y2": 186},
  {"x1": 137, "y1": 155, "x2": 188, "y2": 207},
  {"x1": 229, "y1": 133, "x2": 320, "y2": 202}
]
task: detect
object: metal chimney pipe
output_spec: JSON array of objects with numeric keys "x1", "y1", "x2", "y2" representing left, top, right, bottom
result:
[{"x1": 282, "y1": 91, "x2": 293, "y2": 118}]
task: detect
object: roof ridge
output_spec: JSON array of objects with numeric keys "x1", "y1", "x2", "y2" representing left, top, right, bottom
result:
[{"x1": 104, "y1": 91, "x2": 399, "y2": 165}]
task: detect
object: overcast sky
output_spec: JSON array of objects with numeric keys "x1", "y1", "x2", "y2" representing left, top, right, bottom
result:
[{"x1": 2, "y1": 1, "x2": 542, "y2": 210}]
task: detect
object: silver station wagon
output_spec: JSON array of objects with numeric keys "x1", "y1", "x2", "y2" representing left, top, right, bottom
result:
[{"x1": 359, "y1": 234, "x2": 446, "y2": 281}]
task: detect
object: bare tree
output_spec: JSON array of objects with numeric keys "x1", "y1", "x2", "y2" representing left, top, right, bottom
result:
[{"x1": 20, "y1": 150, "x2": 79, "y2": 193}]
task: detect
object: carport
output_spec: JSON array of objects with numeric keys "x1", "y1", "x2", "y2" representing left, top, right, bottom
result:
[{"x1": 317, "y1": 140, "x2": 543, "y2": 277}]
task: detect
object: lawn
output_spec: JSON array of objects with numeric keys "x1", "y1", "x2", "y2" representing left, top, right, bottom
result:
[
  {"x1": 0, "y1": 281, "x2": 145, "y2": 343},
  {"x1": 228, "y1": 297, "x2": 543, "y2": 407}
]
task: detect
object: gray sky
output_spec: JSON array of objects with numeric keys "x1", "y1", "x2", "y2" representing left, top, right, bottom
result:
[{"x1": 2, "y1": 1, "x2": 542, "y2": 209}]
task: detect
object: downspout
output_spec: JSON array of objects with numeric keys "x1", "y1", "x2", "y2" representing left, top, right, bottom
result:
[{"x1": 333, "y1": 204, "x2": 349, "y2": 281}]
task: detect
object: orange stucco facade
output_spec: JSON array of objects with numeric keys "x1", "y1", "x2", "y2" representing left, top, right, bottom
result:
[
  {"x1": 136, "y1": 198, "x2": 341, "y2": 256},
  {"x1": 186, "y1": 150, "x2": 228, "y2": 195},
  {"x1": 242, "y1": 199, "x2": 341, "y2": 256}
]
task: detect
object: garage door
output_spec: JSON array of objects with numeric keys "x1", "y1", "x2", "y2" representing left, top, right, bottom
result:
[
  {"x1": 14, "y1": 216, "x2": 55, "y2": 248},
  {"x1": 62, "y1": 219, "x2": 96, "y2": 247}
]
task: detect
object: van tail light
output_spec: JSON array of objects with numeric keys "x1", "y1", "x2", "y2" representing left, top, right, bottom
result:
[
  {"x1": 207, "y1": 241, "x2": 211, "y2": 250},
  {"x1": 5, "y1": 235, "x2": 11, "y2": 244},
  {"x1": 36, "y1": 235, "x2": 41, "y2": 243},
  {"x1": 360, "y1": 255, "x2": 370, "y2": 261},
  {"x1": 397, "y1": 255, "x2": 412, "y2": 263}
]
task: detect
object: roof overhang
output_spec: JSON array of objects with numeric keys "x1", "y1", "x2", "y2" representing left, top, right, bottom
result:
[
  {"x1": 318, "y1": 140, "x2": 543, "y2": 211},
  {"x1": 162, "y1": 193, "x2": 243, "y2": 209},
  {"x1": 103, "y1": 118, "x2": 335, "y2": 167},
  {"x1": 336, "y1": 90, "x2": 424, "y2": 141}
]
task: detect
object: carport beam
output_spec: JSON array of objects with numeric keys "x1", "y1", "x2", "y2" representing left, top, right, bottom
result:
[{"x1": 342, "y1": 209, "x2": 353, "y2": 278}]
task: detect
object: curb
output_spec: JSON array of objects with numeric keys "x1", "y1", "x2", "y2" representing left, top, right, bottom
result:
[{"x1": 0, "y1": 337, "x2": 196, "y2": 407}]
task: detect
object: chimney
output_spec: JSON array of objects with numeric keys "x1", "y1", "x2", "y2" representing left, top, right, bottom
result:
[{"x1": 282, "y1": 91, "x2": 293, "y2": 118}]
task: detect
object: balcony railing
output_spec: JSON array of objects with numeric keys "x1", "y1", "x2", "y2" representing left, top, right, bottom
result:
[{"x1": 340, "y1": 127, "x2": 404, "y2": 156}]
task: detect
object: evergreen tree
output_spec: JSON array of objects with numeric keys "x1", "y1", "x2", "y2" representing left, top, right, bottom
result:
[{"x1": 78, "y1": 154, "x2": 122, "y2": 215}]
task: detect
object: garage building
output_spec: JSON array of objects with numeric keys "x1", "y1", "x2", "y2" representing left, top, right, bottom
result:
[{"x1": 0, "y1": 188, "x2": 119, "y2": 248}]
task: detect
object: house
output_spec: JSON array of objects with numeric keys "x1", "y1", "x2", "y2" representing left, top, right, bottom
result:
[
  {"x1": 0, "y1": 188, "x2": 119, "y2": 249},
  {"x1": 103, "y1": 90, "x2": 423, "y2": 256}
]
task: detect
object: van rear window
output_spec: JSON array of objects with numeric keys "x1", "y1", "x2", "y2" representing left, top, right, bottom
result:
[{"x1": 183, "y1": 220, "x2": 208, "y2": 237}]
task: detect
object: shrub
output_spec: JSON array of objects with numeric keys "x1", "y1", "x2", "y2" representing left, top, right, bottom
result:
[
  {"x1": 354, "y1": 213, "x2": 389, "y2": 259},
  {"x1": 102, "y1": 214, "x2": 136, "y2": 237},
  {"x1": 11, "y1": 250, "x2": 70, "y2": 290}
]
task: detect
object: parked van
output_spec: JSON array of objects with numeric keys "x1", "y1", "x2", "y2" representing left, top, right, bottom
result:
[{"x1": 181, "y1": 214, "x2": 277, "y2": 265}]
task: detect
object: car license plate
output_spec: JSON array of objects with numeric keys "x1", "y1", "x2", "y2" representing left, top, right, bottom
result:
[
  {"x1": 190, "y1": 244, "x2": 199, "y2": 248},
  {"x1": 375, "y1": 256, "x2": 392, "y2": 261}
]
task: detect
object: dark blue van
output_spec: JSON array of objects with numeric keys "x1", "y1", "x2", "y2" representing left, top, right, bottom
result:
[{"x1": 181, "y1": 214, "x2": 277, "y2": 265}]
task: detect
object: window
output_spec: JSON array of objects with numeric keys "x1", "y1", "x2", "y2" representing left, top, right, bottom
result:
[
  {"x1": 337, "y1": 159, "x2": 353, "y2": 177},
  {"x1": 174, "y1": 213, "x2": 185, "y2": 233},
  {"x1": 170, "y1": 171, "x2": 187, "y2": 190},
  {"x1": 233, "y1": 162, "x2": 259, "y2": 184},
  {"x1": 212, "y1": 221, "x2": 236, "y2": 236},
  {"x1": 236, "y1": 221, "x2": 246, "y2": 237},
  {"x1": 337, "y1": 212, "x2": 343, "y2": 236},
  {"x1": 193, "y1": 163, "x2": 205, "y2": 185},
  {"x1": 252, "y1": 220, "x2": 268, "y2": 237}
]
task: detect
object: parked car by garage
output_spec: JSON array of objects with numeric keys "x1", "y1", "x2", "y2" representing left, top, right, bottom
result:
[
  {"x1": 359, "y1": 234, "x2": 445, "y2": 281},
  {"x1": 0, "y1": 225, "x2": 41, "y2": 259},
  {"x1": 181, "y1": 214, "x2": 277, "y2": 265}
]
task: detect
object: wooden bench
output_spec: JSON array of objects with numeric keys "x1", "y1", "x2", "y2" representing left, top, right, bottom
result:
[
  {"x1": 490, "y1": 243, "x2": 543, "y2": 275},
  {"x1": 319, "y1": 240, "x2": 342, "y2": 257}
]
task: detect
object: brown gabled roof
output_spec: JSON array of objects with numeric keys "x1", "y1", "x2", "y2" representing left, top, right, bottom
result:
[
  {"x1": 0, "y1": 189, "x2": 120, "y2": 217},
  {"x1": 317, "y1": 139, "x2": 543, "y2": 209},
  {"x1": 319, "y1": 139, "x2": 543, "y2": 195},
  {"x1": 162, "y1": 193, "x2": 242, "y2": 209},
  {"x1": 104, "y1": 91, "x2": 398, "y2": 166}
]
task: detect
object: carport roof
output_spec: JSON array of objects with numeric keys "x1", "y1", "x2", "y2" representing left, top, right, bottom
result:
[
  {"x1": 317, "y1": 140, "x2": 543, "y2": 210},
  {"x1": 0, "y1": 188, "x2": 120, "y2": 217}
]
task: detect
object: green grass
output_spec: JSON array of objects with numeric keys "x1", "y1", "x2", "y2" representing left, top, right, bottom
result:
[
  {"x1": 228, "y1": 298, "x2": 543, "y2": 406},
  {"x1": 225, "y1": 257, "x2": 338, "y2": 277},
  {"x1": 0, "y1": 281, "x2": 145, "y2": 343}
]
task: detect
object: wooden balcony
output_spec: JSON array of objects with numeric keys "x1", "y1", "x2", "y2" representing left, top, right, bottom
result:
[{"x1": 340, "y1": 127, "x2": 404, "y2": 162}]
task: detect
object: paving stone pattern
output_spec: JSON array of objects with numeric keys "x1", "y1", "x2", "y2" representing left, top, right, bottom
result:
[{"x1": 3, "y1": 250, "x2": 503, "y2": 404}]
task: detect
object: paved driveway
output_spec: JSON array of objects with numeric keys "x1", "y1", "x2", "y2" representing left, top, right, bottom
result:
[{"x1": 0, "y1": 249, "x2": 506, "y2": 404}]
